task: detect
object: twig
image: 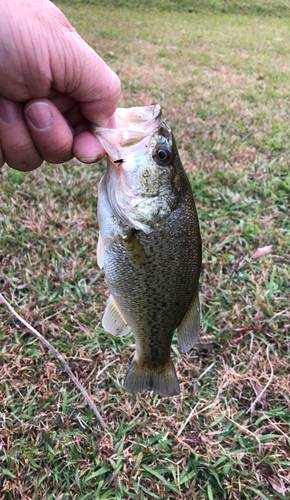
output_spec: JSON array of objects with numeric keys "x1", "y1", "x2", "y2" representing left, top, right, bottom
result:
[
  {"x1": 198, "y1": 361, "x2": 215, "y2": 380},
  {"x1": 177, "y1": 403, "x2": 199, "y2": 436},
  {"x1": 247, "y1": 344, "x2": 273, "y2": 415},
  {"x1": 0, "y1": 293, "x2": 106, "y2": 430}
]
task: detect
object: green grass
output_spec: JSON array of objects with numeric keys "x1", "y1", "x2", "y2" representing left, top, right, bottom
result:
[
  {"x1": 1, "y1": 2, "x2": 290, "y2": 499},
  {"x1": 58, "y1": 0, "x2": 290, "y2": 16}
]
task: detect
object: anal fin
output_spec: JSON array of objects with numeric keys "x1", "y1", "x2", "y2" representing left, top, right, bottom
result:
[
  {"x1": 102, "y1": 295, "x2": 131, "y2": 337},
  {"x1": 177, "y1": 291, "x2": 200, "y2": 353}
]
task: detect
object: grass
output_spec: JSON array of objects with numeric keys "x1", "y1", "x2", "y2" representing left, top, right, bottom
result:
[
  {"x1": 58, "y1": 0, "x2": 290, "y2": 16},
  {"x1": 1, "y1": 1, "x2": 290, "y2": 499}
]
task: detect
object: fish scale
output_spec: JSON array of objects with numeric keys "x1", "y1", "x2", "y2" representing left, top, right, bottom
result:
[{"x1": 91, "y1": 105, "x2": 202, "y2": 397}]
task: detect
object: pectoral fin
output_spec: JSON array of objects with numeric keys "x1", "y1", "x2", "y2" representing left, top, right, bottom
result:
[
  {"x1": 97, "y1": 231, "x2": 104, "y2": 269},
  {"x1": 121, "y1": 231, "x2": 148, "y2": 266},
  {"x1": 177, "y1": 291, "x2": 200, "y2": 353},
  {"x1": 102, "y1": 295, "x2": 131, "y2": 337}
]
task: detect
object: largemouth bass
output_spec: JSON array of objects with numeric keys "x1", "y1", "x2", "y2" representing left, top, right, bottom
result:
[{"x1": 91, "y1": 105, "x2": 202, "y2": 397}]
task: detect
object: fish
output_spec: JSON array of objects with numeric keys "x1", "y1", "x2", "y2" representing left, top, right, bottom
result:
[{"x1": 90, "y1": 105, "x2": 202, "y2": 397}]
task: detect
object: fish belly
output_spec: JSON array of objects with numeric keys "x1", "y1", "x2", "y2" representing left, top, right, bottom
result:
[{"x1": 98, "y1": 175, "x2": 201, "y2": 396}]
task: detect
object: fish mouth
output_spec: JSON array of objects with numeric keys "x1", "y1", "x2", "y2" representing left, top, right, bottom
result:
[
  {"x1": 92, "y1": 105, "x2": 175, "y2": 234},
  {"x1": 114, "y1": 104, "x2": 161, "y2": 127},
  {"x1": 89, "y1": 105, "x2": 162, "y2": 162}
]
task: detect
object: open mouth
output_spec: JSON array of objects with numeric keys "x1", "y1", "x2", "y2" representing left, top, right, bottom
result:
[{"x1": 89, "y1": 105, "x2": 162, "y2": 162}]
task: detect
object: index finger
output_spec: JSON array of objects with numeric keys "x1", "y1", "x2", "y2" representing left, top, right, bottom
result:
[
  {"x1": 51, "y1": 31, "x2": 121, "y2": 126},
  {"x1": 80, "y1": 62, "x2": 121, "y2": 127}
]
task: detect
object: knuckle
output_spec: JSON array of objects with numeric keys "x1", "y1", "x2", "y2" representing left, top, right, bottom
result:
[{"x1": 43, "y1": 137, "x2": 73, "y2": 163}]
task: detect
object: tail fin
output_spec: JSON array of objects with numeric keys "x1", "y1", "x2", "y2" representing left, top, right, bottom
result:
[{"x1": 124, "y1": 357, "x2": 180, "y2": 397}]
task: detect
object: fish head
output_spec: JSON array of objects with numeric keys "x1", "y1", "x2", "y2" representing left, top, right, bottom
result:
[{"x1": 90, "y1": 105, "x2": 181, "y2": 233}]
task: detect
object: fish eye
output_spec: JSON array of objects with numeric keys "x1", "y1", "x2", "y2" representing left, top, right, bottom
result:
[{"x1": 154, "y1": 145, "x2": 171, "y2": 165}]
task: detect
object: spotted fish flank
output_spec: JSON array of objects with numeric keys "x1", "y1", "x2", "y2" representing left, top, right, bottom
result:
[{"x1": 91, "y1": 105, "x2": 202, "y2": 397}]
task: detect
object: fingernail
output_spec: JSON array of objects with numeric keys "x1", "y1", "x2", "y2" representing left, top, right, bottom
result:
[
  {"x1": 79, "y1": 156, "x2": 98, "y2": 163},
  {"x1": 0, "y1": 96, "x2": 21, "y2": 123},
  {"x1": 25, "y1": 102, "x2": 52, "y2": 130},
  {"x1": 94, "y1": 114, "x2": 116, "y2": 129}
]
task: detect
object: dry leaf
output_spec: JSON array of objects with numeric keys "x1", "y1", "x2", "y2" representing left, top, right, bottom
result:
[
  {"x1": 252, "y1": 245, "x2": 273, "y2": 259},
  {"x1": 268, "y1": 476, "x2": 286, "y2": 495}
]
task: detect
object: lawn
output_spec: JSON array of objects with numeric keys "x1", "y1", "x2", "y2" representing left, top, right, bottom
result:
[{"x1": 0, "y1": 1, "x2": 289, "y2": 499}]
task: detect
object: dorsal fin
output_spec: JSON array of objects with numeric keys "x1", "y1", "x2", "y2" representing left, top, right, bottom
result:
[{"x1": 176, "y1": 291, "x2": 200, "y2": 353}]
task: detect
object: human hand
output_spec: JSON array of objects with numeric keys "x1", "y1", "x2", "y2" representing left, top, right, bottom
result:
[{"x1": 0, "y1": 0, "x2": 120, "y2": 171}]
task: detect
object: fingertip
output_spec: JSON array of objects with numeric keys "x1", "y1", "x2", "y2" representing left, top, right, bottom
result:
[
  {"x1": 108, "y1": 69, "x2": 121, "y2": 109},
  {"x1": 105, "y1": 114, "x2": 116, "y2": 129},
  {"x1": 24, "y1": 98, "x2": 74, "y2": 164},
  {"x1": 0, "y1": 97, "x2": 43, "y2": 171},
  {"x1": 12, "y1": 157, "x2": 44, "y2": 172},
  {"x1": 73, "y1": 130, "x2": 106, "y2": 163}
]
